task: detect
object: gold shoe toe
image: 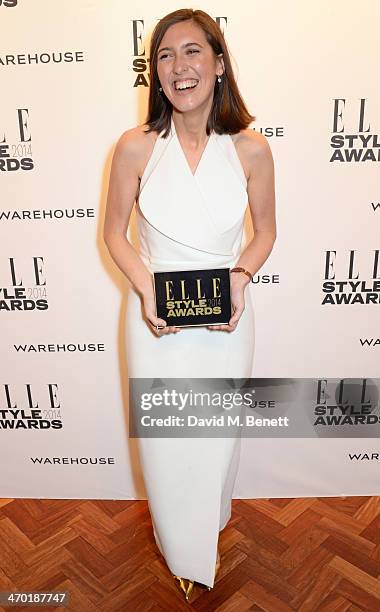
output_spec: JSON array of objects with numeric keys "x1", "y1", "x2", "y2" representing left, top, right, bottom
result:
[{"x1": 173, "y1": 575, "x2": 195, "y2": 601}]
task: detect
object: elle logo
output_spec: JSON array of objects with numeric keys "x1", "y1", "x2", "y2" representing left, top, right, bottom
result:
[
  {"x1": 330, "y1": 99, "x2": 380, "y2": 162},
  {"x1": 0, "y1": 257, "x2": 46, "y2": 288},
  {"x1": 165, "y1": 276, "x2": 222, "y2": 301},
  {"x1": 324, "y1": 250, "x2": 380, "y2": 280}
]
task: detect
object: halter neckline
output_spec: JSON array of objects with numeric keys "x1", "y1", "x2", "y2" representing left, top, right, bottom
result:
[{"x1": 170, "y1": 117, "x2": 213, "y2": 178}]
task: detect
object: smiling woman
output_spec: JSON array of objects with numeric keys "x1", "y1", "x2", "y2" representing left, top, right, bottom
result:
[
  {"x1": 103, "y1": 6, "x2": 276, "y2": 604},
  {"x1": 146, "y1": 10, "x2": 255, "y2": 137}
]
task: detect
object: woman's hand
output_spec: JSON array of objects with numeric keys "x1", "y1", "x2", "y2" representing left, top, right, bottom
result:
[
  {"x1": 207, "y1": 272, "x2": 250, "y2": 332},
  {"x1": 142, "y1": 289, "x2": 181, "y2": 337}
]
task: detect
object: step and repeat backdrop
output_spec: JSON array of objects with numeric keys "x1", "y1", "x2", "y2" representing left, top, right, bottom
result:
[{"x1": 1, "y1": 0, "x2": 379, "y2": 500}]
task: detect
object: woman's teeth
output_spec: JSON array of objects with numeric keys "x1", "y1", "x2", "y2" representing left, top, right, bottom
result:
[{"x1": 174, "y1": 79, "x2": 198, "y2": 91}]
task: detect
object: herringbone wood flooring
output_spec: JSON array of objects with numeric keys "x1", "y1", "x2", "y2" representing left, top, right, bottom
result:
[{"x1": 0, "y1": 496, "x2": 380, "y2": 611}]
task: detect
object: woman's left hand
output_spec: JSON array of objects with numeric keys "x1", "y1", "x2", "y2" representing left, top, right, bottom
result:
[{"x1": 207, "y1": 273, "x2": 250, "y2": 332}]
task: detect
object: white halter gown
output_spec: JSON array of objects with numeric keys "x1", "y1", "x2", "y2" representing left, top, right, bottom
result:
[{"x1": 126, "y1": 117, "x2": 255, "y2": 588}]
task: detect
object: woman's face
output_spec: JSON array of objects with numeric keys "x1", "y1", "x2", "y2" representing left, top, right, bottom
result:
[{"x1": 156, "y1": 20, "x2": 224, "y2": 114}]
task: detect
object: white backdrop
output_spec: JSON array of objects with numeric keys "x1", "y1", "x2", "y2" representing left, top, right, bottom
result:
[{"x1": 1, "y1": 0, "x2": 379, "y2": 500}]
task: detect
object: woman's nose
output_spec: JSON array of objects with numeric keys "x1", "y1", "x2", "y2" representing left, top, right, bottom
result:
[{"x1": 172, "y1": 55, "x2": 188, "y2": 75}]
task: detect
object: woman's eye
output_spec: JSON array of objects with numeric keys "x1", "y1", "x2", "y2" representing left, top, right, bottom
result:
[{"x1": 158, "y1": 49, "x2": 199, "y2": 60}]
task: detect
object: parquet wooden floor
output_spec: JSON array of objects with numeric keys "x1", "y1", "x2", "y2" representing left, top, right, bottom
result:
[{"x1": 0, "y1": 496, "x2": 379, "y2": 611}]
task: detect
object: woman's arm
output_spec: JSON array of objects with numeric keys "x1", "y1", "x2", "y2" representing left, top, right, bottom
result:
[
  {"x1": 103, "y1": 127, "x2": 178, "y2": 335},
  {"x1": 209, "y1": 131, "x2": 276, "y2": 332},
  {"x1": 234, "y1": 130, "x2": 277, "y2": 282},
  {"x1": 103, "y1": 127, "x2": 153, "y2": 300}
]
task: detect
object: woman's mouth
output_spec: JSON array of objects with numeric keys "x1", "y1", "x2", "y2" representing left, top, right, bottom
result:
[{"x1": 173, "y1": 79, "x2": 199, "y2": 93}]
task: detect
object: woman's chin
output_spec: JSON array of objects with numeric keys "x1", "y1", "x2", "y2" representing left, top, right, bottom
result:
[{"x1": 170, "y1": 96, "x2": 212, "y2": 115}]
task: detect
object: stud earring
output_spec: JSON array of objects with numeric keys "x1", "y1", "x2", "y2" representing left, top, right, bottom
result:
[{"x1": 159, "y1": 86, "x2": 162, "y2": 92}]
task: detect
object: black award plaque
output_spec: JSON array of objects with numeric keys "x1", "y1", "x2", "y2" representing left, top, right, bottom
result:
[{"x1": 153, "y1": 267, "x2": 232, "y2": 328}]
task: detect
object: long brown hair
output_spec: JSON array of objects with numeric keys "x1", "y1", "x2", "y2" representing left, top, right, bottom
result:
[{"x1": 144, "y1": 8, "x2": 255, "y2": 137}]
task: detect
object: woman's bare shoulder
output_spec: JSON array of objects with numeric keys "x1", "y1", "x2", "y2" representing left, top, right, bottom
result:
[
  {"x1": 232, "y1": 129, "x2": 271, "y2": 157},
  {"x1": 115, "y1": 124, "x2": 156, "y2": 157},
  {"x1": 112, "y1": 125, "x2": 158, "y2": 179},
  {"x1": 231, "y1": 129, "x2": 274, "y2": 181}
]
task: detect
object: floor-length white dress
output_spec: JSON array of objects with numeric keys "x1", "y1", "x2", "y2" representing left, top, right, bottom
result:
[{"x1": 126, "y1": 117, "x2": 255, "y2": 588}]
